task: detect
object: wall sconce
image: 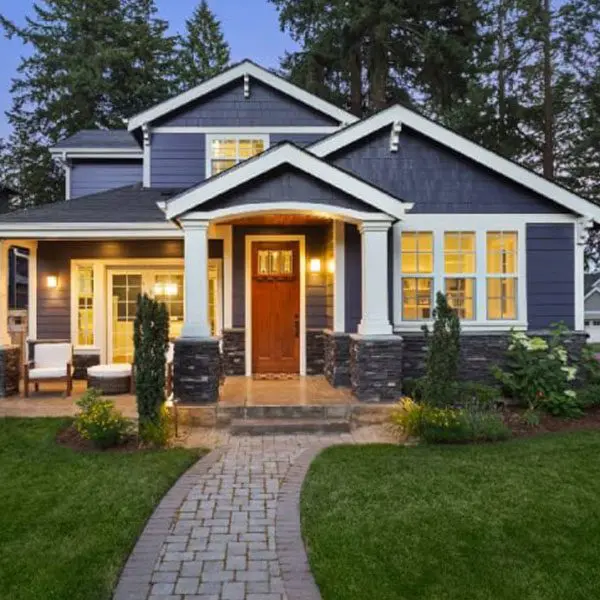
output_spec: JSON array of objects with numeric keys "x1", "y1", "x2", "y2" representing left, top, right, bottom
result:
[
  {"x1": 327, "y1": 259, "x2": 335, "y2": 274},
  {"x1": 47, "y1": 275, "x2": 58, "y2": 289},
  {"x1": 309, "y1": 258, "x2": 322, "y2": 273}
]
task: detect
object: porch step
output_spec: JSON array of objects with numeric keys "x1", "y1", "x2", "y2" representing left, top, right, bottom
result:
[
  {"x1": 229, "y1": 417, "x2": 352, "y2": 436},
  {"x1": 217, "y1": 404, "x2": 353, "y2": 424}
]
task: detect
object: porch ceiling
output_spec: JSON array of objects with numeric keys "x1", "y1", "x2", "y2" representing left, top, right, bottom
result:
[{"x1": 219, "y1": 214, "x2": 331, "y2": 226}]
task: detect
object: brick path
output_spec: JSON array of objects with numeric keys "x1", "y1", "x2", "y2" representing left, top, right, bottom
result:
[{"x1": 115, "y1": 429, "x2": 392, "y2": 600}]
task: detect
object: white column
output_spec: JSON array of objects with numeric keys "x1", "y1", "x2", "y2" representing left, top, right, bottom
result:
[
  {"x1": 333, "y1": 220, "x2": 345, "y2": 332},
  {"x1": 357, "y1": 221, "x2": 393, "y2": 335},
  {"x1": 0, "y1": 241, "x2": 11, "y2": 345},
  {"x1": 181, "y1": 219, "x2": 211, "y2": 338}
]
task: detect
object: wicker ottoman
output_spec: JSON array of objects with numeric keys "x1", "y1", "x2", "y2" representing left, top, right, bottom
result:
[{"x1": 87, "y1": 364, "x2": 132, "y2": 395}]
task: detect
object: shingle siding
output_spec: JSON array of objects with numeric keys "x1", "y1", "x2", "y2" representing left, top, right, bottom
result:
[
  {"x1": 270, "y1": 133, "x2": 326, "y2": 147},
  {"x1": 331, "y1": 127, "x2": 569, "y2": 214},
  {"x1": 151, "y1": 133, "x2": 205, "y2": 188},
  {"x1": 70, "y1": 160, "x2": 142, "y2": 198},
  {"x1": 526, "y1": 223, "x2": 575, "y2": 329},
  {"x1": 155, "y1": 80, "x2": 338, "y2": 127}
]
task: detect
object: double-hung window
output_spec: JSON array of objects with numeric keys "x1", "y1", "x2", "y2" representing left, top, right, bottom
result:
[
  {"x1": 76, "y1": 266, "x2": 94, "y2": 345},
  {"x1": 401, "y1": 232, "x2": 434, "y2": 320},
  {"x1": 487, "y1": 232, "x2": 518, "y2": 320},
  {"x1": 207, "y1": 135, "x2": 269, "y2": 177},
  {"x1": 444, "y1": 232, "x2": 476, "y2": 320}
]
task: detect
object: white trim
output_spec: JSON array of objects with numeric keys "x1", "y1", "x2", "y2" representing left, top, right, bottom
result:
[
  {"x1": 153, "y1": 126, "x2": 339, "y2": 134},
  {"x1": 575, "y1": 235, "x2": 585, "y2": 331},
  {"x1": 142, "y1": 125, "x2": 151, "y2": 187},
  {"x1": 27, "y1": 242, "x2": 37, "y2": 342},
  {"x1": 0, "y1": 241, "x2": 10, "y2": 344},
  {"x1": 244, "y1": 234, "x2": 306, "y2": 377},
  {"x1": 49, "y1": 148, "x2": 142, "y2": 159},
  {"x1": 394, "y1": 220, "x2": 528, "y2": 329},
  {"x1": 166, "y1": 144, "x2": 412, "y2": 220},
  {"x1": 205, "y1": 133, "x2": 270, "y2": 179},
  {"x1": 221, "y1": 225, "x2": 233, "y2": 329},
  {"x1": 333, "y1": 221, "x2": 345, "y2": 332},
  {"x1": 127, "y1": 61, "x2": 358, "y2": 131},
  {"x1": 190, "y1": 203, "x2": 394, "y2": 226},
  {"x1": 0, "y1": 223, "x2": 183, "y2": 239},
  {"x1": 584, "y1": 282, "x2": 600, "y2": 301},
  {"x1": 65, "y1": 162, "x2": 72, "y2": 200},
  {"x1": 310, "y1": 104, "x2": 600, "y2": 221}
]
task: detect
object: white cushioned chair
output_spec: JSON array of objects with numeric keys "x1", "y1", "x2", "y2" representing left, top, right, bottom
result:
[{"x1": 24, "y1": 343, "x2": 73, "y2": 397}]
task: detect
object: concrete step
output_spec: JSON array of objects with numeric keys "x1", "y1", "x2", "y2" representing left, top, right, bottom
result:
[
  {"x1": 229, "y1": 417, "x2": 352, "y2": 436},
  {"x1": 217, "y1": 404, "x2": 352, "y2": 424}
]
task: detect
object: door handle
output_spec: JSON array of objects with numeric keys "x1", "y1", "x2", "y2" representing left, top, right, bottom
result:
[{"x1": 294, "y1": 315, "x2": 299, "y2": 338}]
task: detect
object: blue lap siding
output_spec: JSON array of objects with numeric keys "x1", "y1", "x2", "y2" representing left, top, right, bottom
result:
[
  {"x1": 151, "y1": 133, "x2": 205, "y2": 188},
  {"x1": 70, "y1": 160, "x2": 142, "y2": 198},
  {"x1": 526, "y1": 223, "x2": 575, "y2": 329}
]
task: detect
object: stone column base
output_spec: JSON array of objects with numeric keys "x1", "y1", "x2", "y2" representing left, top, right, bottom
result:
[
  {"x1": 350, "y1": 335, "x2": 403, "y2": 402},
  {"x1": 306, "y1": 329, "x2": 326, "y2": 375},
  {"x1": 173, "y1": 337, "x2": 221, "y2": 404},
  {"x1": 0, "y1": 345, "x2": 21, "y2": 397},
  {"x1": 324, "y1": 330, "x2": 351, "y2": 387},
  {"x1": 222, "y1": 329, "x2": 245, "y2": 376}
]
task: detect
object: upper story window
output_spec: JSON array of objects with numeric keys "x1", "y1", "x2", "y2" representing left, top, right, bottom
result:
[{"x1": 207, "y1": 134, "x2": 269, "y2": 178}]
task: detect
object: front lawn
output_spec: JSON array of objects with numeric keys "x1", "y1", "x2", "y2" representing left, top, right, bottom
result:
[
  {"x1": 0, "y1": 418, "x2": 201, "y2": 600},
  {"x1": 302, "y1": 433, "x2": 600, "y2": 600}
]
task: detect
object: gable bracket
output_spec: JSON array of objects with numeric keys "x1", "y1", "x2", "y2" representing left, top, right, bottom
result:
[
  {"x1": 390, "y1": 120, "x2": 402, "y2": 152},
  {"x1": 244, "y1": 73, "x2": 250, "y2": 99}
]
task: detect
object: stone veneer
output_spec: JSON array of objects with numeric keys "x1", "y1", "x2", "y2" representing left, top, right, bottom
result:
[
  {"x1": 306, "y1": 329, "x2": 326, "y2": 375},
  {"x1": 402, "y1": 330, "x2": 588, "y2": 384},
  {"x1": 323, "y1": 330, "x2": 351, "y2": 387},
  {"x1": 349, "y1": 335, "x2": 403, "y2": 402},
  {"x1": 173, "y1": 337, "x2": 221, "y2": 404},
  {"x1": 0, "y1": 345, "x2": 20, "y2": 397},
  {"x1": 222, "y1": 329, "x2": 245, "y2": 376}
]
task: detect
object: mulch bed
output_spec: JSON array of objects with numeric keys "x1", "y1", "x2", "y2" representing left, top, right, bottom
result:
[
  {"x1": 56, "y1": 423, "x2": 140, "y2": 453},
  {"x1": 505, "y1": 406, "x2": 600, "y2": 438}
]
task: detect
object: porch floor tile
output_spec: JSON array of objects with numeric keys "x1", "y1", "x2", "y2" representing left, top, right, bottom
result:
[{"x1": 219, "y1": 376, "x2": 353, "y2": 407}]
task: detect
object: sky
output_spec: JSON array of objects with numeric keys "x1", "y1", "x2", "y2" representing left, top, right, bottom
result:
[{"x1": 0, "y1": 0, "x2": 298, "y2": 138}]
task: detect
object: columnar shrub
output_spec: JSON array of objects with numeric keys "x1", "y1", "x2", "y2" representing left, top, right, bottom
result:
[
  {"x1": 134, "y1": 293, "x2": 169, "y2": 443},
  {"x1": 422, "y1": 292, "x2": 461, "y2": 407}
]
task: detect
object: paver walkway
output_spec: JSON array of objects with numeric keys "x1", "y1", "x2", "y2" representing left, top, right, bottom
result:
[{"x1": 115, "y1": 429, "x2": 393, "y2": 600}]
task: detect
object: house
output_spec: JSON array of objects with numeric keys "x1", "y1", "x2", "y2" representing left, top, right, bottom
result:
[
  {"x1": 585, "y1": 274, "x2": 600, "y2": 342},
  {"x1": 0, "y1": 59, "x2": 597, "y2": 402}
]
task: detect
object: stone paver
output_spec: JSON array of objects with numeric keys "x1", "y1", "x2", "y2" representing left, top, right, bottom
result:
[{"x1": 115, "y1": 428, "x2": 393, "y2": 600}]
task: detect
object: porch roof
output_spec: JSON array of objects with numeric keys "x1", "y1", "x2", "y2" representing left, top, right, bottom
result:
[{"x1": 164, "y1": 142, "x2": 413, "y2": 221}]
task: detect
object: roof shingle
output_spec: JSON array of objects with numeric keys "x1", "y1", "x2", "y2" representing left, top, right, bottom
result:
[{"x1": 53, "y1": 130, "x2": 141, "y2": 150}]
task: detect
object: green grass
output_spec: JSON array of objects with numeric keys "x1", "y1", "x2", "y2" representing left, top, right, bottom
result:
[
  {"x1": 0, "y1": 418, "x2": 201, "y2": 600},
  {"x1": 302, "y1": 433, "x2": 600, "y2": 600}
]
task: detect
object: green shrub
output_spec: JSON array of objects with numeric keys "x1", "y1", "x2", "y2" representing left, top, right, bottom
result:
[
  {"x1": 139, "y1": 403, "x2": 174, "y2": 447},
  {"x1": 579, "y1": 347, "x2": 600, "y2": 386},
  {"x1": 402, "y1": 377, "x2": 426, "y2": 402},
  {"x1": 390, "y1": 397, "x2": 424, "y2": 437},
  {"x1": 75, "y1": 388, "x2": 133, "y2": 449},
  {"x1": 578, "y1": 384, "x2": 600, "y2": 408},
  {"x1": 134, "y1": 293, "x2": 170, "y2": 445},
  {"x1": 493, "y1": 325, "x2": 579, "y2": 417},
  {"x1": 539, "y1": 391, "x2": 583, "y2": 418},
  {"x1": 453, "y1": 382, "x2": 501, "y2": 407},
  {"x1": 421, "y1": 292, "x2": 461, "y2": 407}
]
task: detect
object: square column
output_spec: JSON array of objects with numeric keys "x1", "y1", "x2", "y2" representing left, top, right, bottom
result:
[
  {"x1": 0, "y1": 241, "x2": 11, "y2": 346},
  {"x1": 0, "y1": 240, "x2": 20, "y2": 397},
  {"x1": 181, "y1": 219, "x2": 211, "y2": 338},
  {"x1": 357, "y1": 221, "x2": 393, "y2": 335}
]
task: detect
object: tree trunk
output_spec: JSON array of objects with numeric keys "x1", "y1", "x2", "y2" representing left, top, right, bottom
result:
[
  {"x1": 542, "y1": 0, "x2": 554, "y2": 179},
  {"x1": 369, "y1": 25, "x2": 388, "y2": 111},
  {"x1": 348, "y1": 45, "x2": 363, "y2": 117},
  {"x1": 497, "y1": 0, "x2": 507, "y2": 145}
]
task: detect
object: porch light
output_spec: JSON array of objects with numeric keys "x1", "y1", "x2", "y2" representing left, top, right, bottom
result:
[
  {"x1": 164, "y1": 283, "x2": 178, "y2": 296},
  {"x1": 309, "y1": 258, "x2": 322, "y2": 273},
  {"x1": 46, "y1": 275, "x2": 58, "y2": 289}
]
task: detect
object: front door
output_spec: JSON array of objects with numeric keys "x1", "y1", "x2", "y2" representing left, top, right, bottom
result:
[{"x1": 252, "y1": 241, "x2": 300, "y2": 374}]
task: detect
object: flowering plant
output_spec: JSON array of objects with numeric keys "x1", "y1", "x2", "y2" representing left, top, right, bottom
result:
[{"x1": 493, "y1": 325, "x2": 582, "y2": 418}]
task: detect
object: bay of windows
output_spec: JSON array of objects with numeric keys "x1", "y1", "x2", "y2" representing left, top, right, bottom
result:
[{"x1": 399, "y1": 229, "x2": 519, "y2": 323}]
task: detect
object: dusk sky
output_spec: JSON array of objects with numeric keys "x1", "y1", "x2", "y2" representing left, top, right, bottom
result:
[{"x1": 0, "y1": 0, "x2": 298, "y2": 138}]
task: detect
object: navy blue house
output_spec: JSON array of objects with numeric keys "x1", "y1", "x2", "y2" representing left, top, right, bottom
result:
[{"x1": 0, "y1": 60, "x2": 596, "y2": 401}]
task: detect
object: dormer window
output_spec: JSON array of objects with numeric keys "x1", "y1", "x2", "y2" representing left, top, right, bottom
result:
[{"x1": 206, "y1": 134, "x2": 269, "y2": 178}]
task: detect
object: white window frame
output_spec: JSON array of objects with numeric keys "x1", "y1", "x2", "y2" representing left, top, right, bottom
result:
[
  {"x1": 393, "y1": 216, "x2": 538, "y2": 332},
  {"x1": 399, "y1": 231, "x2": 435, "y2": 321},
  {"x1": 444, "y1": 231, "x2": 477, "y2": 321},
  {"x1": 205, "y1": 133, "x2": 270, "y2": 179}
]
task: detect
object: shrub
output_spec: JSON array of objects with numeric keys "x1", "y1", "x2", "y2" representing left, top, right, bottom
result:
[
  {"x1": 578, "y1": 384, "x2": 600, "y2": 408},
  {"x1": 134, "y1": 293, "x2": 169, "y2": 445},
  {"x1": 453, "y1": 382, "x2": 501, "y2": 408},
  {"x1": 75, "y1": 388, "x2": 132, "y2": 449},
  {"x1": 493, "y1": 325, "x2": 580, "y2": 417},
  {"x1": 390, "y1": 397, "x2": 424, "y2": 437},
  {"x1": 579, "y1": 347, "x2": 600, "y2": 386},
  {"x1": 421, "y1": 292, "x2": 461, "y2": 407},
  {"x1": 139, "y1": 403, "x2": 174, "y2": 447}
]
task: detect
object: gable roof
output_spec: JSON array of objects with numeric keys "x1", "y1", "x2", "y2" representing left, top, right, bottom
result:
[
  {"x1": 585, "y1": 274, "x2": 600, "y2": 298},
  {"x1": 53, "y1": 130, "x2": 140, "y2": 151},
  {"x1": 310, "y1": 105, "x2": 600, "y2": 221},
  {"x1": 164, "y1": 142, "x2": 412, "y2": 221},
  {"x1": 126, "y1": 60, "x2": 359, "y2": 132}
]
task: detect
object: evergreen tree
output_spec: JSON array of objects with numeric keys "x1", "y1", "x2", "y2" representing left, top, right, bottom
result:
[
  {"x1": 176, "y1": 0, "x2": 230, "y2": 91},
  {"x1": 0, "y1": 0, "x2": 177, "y2": 206}
]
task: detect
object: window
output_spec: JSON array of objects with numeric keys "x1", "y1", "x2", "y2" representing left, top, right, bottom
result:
[
  {"x1": 153, "y1": 273, "x2": 184, "y2": 338},
  {"x1": 401, "y1": 232, "x2": 433, "y2": 320},
  {"x1": 487, "y1": 232, "x2": 518, "y2": 320},
  {"x1": 257, "y1": 249, "x2": 294, "y2": 277},
  {"x1": 208, "y1": 135, "x2": 268, "y2": 177},
  {"x1": 76, "y1": 266, "x2": 94, "y2": 345},
  {"x1": 444, "y1": 232, "x2": 475, "y2": 319}
]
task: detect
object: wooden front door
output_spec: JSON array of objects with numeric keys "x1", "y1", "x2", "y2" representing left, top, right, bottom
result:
[{"x1": 252, "y1": 241, "x2": 300, "y2": 374}]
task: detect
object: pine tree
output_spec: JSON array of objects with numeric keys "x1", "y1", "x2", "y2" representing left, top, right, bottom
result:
[
  {"x1": 0, "y1": 0, "x2": 177, "y2": 207},
  {"x1": 176, "y1": 0, "x2": 230, "y2": 91}
]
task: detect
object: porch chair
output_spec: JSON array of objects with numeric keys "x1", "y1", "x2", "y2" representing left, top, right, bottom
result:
[{"x1": 23, "y1": 343, "x2": 73, "y2": 397}]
